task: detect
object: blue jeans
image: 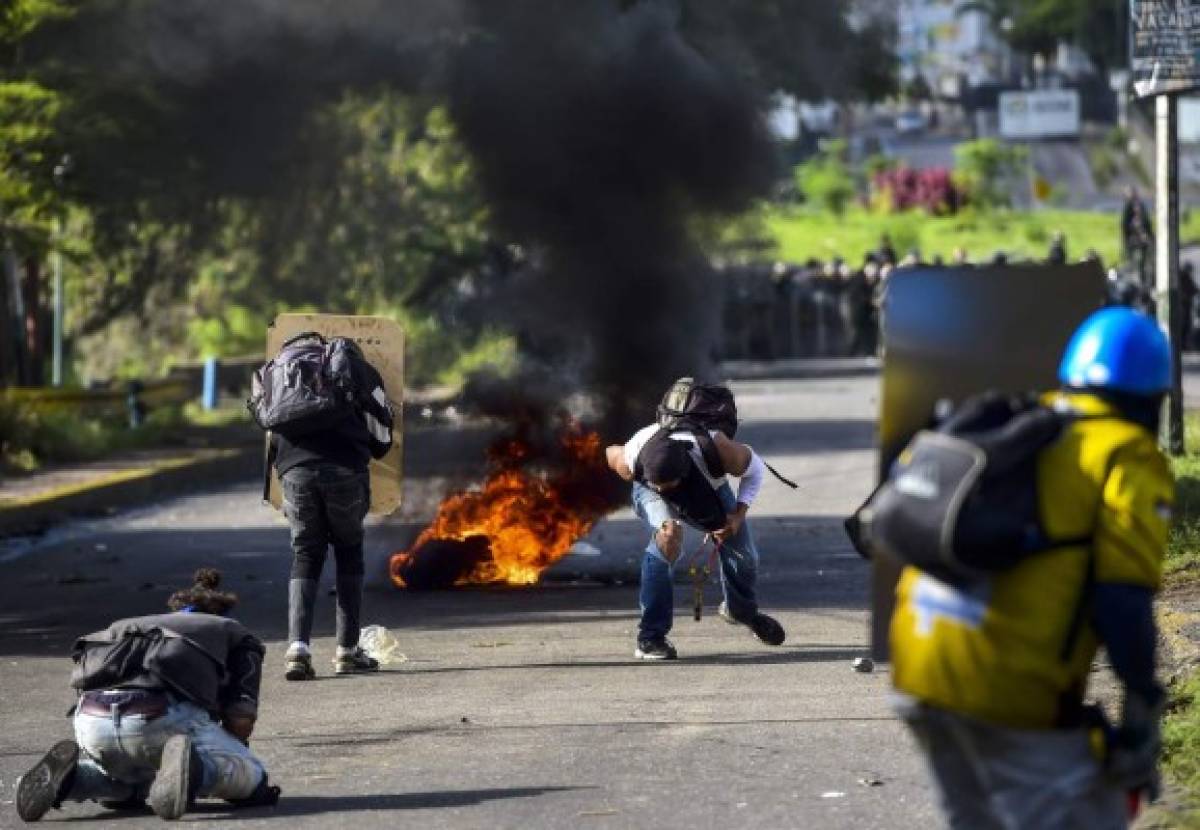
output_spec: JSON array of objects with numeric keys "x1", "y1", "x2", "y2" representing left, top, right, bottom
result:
[
  {"x1": 69, "y1": 697, "x2": 265, "y2": 803},
  {"x1": 632, "y1": 481, "x2": 760, "y2": 641}
]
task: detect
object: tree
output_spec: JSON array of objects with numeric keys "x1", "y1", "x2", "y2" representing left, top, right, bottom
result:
[
  {"x1": 2, "y1": 0, "x2": 899, "y2": 388},
  {"x1": 0, "y1": 0, "x2": 72, "y2": 384},
  {"x1": 960, "y1": 0, "x2": 1126, "y2": 73},
  {"x1": 679, "y1": 0, "x2": 897, "y2": 102},
  {"x1": 795, "y1": 141, "x2": 856, "y2": 215},
  {"x1": 954, "y1": 138, "x2": 1027, "y2": 209}
]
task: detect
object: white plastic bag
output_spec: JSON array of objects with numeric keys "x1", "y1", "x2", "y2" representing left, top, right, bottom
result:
[{"x1": 359, "y1": 624, "x2": 406, "y2": 666}]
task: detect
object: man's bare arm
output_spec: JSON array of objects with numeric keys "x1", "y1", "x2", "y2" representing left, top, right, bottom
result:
[
  {"x1": 606, "y1": 444, "x2": 634, "y2": 481},
  {"x1": 713, "y1": 432, "x2": 752, "y2": 477}
]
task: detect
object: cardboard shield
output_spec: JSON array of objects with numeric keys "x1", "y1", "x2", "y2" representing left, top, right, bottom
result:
[
  {"x1": 869, "y1": 262, "x2": 1106, "y2": 660},
  {"x1": 264, "y1": 313, "x2": 404, "y2": 516}
]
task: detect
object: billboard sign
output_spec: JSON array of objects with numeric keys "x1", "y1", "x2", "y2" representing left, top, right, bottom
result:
[
  {"x1": 998, "y1": 89, "x2": 1081, "y2": 139},
  {"x1": 1132, "y1": 0, "x2": 1200, "y2": 98}
]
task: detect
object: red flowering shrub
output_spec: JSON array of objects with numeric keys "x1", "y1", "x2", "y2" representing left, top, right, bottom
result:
[{"x1": 872, "y1": 166, "x2": 966, "y2": 215}]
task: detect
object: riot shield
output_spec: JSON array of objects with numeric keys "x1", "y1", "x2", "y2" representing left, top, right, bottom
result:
[
  {"x1": 870, "y1": 262, "x2": 1106, "y2": 660},
  {"x1": 264, "y1": 313, "x2": 405, "y2": 516}
]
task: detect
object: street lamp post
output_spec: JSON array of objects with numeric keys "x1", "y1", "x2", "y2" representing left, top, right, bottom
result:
[
  {"x1": 51, "y1": 219, "x2": 62, "y2": 387},
  {"x1": 50, "y1": 154, "x2": 70, "y2": 387}
]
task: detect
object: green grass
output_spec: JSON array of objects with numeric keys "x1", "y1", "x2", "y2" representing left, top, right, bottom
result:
[
  {"x1": 762, "y1": 206, "x2": 1169, "y2": 268},
  {"x1": 0, "y1": 400, "x2": 199, "y2": 474},
  {"x1": 1162, "y1": 414, "x2": 1200, "y2": 823},
  {"x1": 1163, "y1": 672, "x2": 1200, "y2": 827},
  {"x1": 1167, "y1": 416, "x2": 1200, "y2": 577}
]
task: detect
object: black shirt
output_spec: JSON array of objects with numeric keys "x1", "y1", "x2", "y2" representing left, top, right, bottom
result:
[{"x1": 273, "y1": 410, "x2": 372, "y2": 476}]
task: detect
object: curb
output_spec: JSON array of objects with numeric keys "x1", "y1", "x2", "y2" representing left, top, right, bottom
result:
[
  {"x1": 718, "y1": 358, "x2": 881, "y2": 381},
  {"x1": 0, "y1": 446, "x2": 261, "y2": 538}
]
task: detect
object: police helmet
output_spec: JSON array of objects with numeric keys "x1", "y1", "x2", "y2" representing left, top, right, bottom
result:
[{"x1": 1058, "y1": 307, "x2": 1170, "y2": 396}]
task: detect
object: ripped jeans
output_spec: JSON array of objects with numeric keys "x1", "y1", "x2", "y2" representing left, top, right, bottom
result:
[
  {"x1": 632, "y1": 481, "x2": 760, "y2": 641},
  {"x1": 69, "y1": 697, "x2": 264, "y2": 803}
]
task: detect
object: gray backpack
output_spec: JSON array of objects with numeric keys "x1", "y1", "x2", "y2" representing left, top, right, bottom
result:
[
  {"x1": 846, "y1": 392, "x2": 1092, "y2": 587},
  {"x1": 247, "y1": 332, "x2": 359, "y2": 438}
]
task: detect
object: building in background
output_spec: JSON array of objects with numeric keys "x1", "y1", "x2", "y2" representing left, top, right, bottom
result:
[{"x1": 898, "y1": 0, "x2": 1010, "y2": 100}]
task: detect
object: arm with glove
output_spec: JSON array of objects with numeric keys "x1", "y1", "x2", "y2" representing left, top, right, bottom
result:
[
  {"x1": 1091, "y1": 441, "x2": 1175, "y2": 804},
  {"x1": 1092, "y1": 584, "x2": 1164, "y2": 802}
]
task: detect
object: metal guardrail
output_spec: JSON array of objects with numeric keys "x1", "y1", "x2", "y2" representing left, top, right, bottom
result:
[{"x1": 2, "y1": 377, "x2": 194, "y2": 416}]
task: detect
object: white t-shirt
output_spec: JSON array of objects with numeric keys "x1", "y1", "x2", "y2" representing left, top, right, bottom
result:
[{"x1": 623, "y1": 424, "x2": 725, "y2": 489}]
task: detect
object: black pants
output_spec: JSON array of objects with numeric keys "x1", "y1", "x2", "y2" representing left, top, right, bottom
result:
[
  {"x1": 281, "y1": 463, "x2": 370, "y2": 647},
  {"x1": 282, "y1": 464, "x2": 370, "y2": 580}
]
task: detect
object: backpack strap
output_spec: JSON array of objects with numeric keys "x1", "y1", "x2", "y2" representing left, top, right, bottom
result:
[
  {"x1": 631, "y1": 428, "x2": 663, "y2": 483},
  {"x1": 673, "y1": 420, "x2": 726, "y2": 478},
  {"x1": 1058, "y1": 542, "x2": 1096, "y2": 662},
  {"x1": 1057, "y1": 442, "x2": 1124, "y2": 662},
  {"x1": 679, "y1": 420, "x2": 799, "y2": 489},
  {"x1": 280, "y1": 330, "x2": 326, "y2": 349},
  {"x1": 763, "y1": 460, "x2": 799, "y2": 489}
]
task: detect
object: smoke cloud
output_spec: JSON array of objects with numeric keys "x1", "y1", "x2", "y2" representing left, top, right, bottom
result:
[
  {"x1": 42, "y1": 0, "x2": 778, "y2": 440},
  {"x1": 449, "y1": 1, "x2": 773, "y2": 439}
]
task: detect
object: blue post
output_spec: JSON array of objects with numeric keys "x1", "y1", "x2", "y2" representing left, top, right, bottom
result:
[{"x1": 202, "y1": 357, "x2": 219, "y2": 411}]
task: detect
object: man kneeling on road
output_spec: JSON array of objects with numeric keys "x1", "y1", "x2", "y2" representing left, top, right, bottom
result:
[
  {"x1": 606, "y1": 420, "x2": 785, "y2": 660},
  {"x1": 15, "y1": 568, "x2": 279, "y2": 823}
]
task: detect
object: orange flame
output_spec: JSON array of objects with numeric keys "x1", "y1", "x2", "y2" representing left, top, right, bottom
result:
[{"x1": 390, "y1": 423, "x2": 615, "y2": 587}]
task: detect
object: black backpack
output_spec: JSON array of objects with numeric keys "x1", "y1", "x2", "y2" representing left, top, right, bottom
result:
[
  {"x1": 845, "y1": 392, "x2": 1092, "y2": 587},
  {"x1": 247, "y1": 332, "x2": 361, "y2": 439},
  {"x1": 653, "y1": 377, "x2": 738, "y2": 476}
]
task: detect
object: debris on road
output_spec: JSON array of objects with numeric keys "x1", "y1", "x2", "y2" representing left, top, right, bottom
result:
[
  {"x1": 852, "y1": 657, "x2": 874, "y2": 673},
  {"x1": 360, "y1": 625, "x2": 406, "y2": 665}
]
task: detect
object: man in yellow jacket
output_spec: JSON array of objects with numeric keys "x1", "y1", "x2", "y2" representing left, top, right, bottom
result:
[{"x1": 890, "y1": 306, "x2": 1175, "y2": 830}]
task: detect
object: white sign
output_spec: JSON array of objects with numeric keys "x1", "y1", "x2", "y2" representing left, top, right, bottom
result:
[
  {"x1": 998, "y1": 90, "x2": 1080, "y2": 140},
  {"x1": 1180, "y1": 96, "x2": 1200, "y2": 142}
]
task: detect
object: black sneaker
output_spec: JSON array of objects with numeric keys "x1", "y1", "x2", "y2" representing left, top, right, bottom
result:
[
  {"x1": 99, "y1": 793, "x2": 147, "y2": 811},
  {"x1": 225, "y1": 775, "x2": 281, "y2": 809},
  {"x1": 148, "y1": 735, "x2": 201, "y2": 821},
  {"x1": 16, "y1": 740, "x2": 78, "y2": 822},
  {"x1": 334, "y1": 647, "x2": 380, "y2": 675},
  {"x1": 634, "y1": 638, "x2": 678, "y2": 660},
  {"x1": 749, "y1": 613, "x2": 786, "y2": 646},
  {"x1": 718, "y1": 602, "x2": 786, "y2": 646}
]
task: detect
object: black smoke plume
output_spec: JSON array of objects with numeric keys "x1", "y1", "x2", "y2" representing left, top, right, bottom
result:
[
  {"x1": 38, "y1": 2, "x2": 773, "y2": 432},
  {"x1": 448, "y1": 1, "x2": 774, "y2": 441}
]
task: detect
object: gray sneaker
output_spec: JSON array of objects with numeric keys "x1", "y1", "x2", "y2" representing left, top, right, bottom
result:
[
  {"x1": 334, "y1": 647, "x2": 380, "y2": 675},
  {"x1": 284, "y1": 652, "x2": 315, "y2": 681},
  {"x1": 148, "y1": 735, "x2": 201, "y2": 821}
]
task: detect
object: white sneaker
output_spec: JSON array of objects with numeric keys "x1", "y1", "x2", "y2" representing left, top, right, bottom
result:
[{"x1": 285, "y1": 641, "x2": 311, "y2": 658}]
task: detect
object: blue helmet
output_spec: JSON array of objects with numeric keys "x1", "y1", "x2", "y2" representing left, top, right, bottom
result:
[{"x1": 1058, "y1": 307, "x2": 1170, "y2": 396}]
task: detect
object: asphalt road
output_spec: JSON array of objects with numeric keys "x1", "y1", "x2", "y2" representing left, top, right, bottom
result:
[{"x1": 0, "y1": 374, "x2": 945, "y2": 828}]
